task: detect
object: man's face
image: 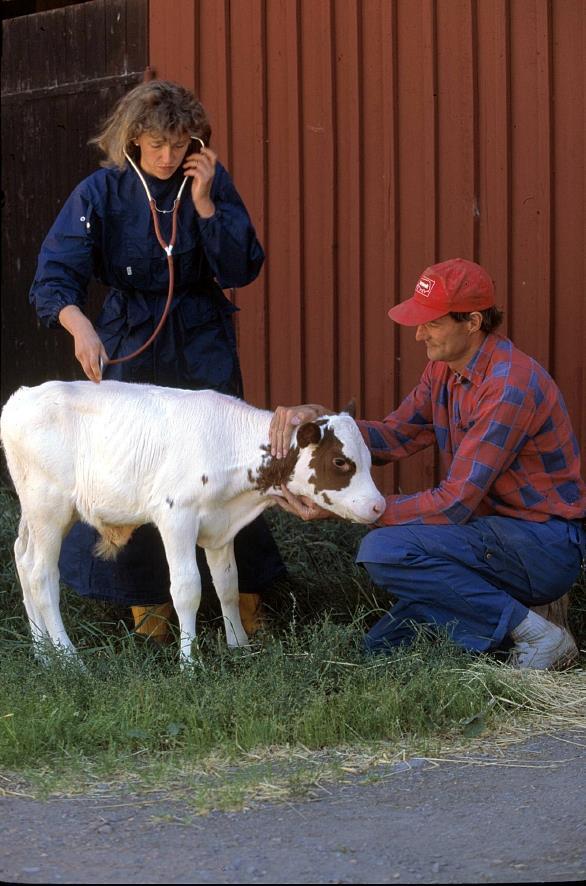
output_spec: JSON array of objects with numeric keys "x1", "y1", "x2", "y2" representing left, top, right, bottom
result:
[{"x1": 414, "y1": 313, "x2": 480, "y2": 369}]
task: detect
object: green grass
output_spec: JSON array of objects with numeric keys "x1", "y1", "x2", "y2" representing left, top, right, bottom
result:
[{"x1": 1, "y1": 483, "x2": 584, "y2": 807}]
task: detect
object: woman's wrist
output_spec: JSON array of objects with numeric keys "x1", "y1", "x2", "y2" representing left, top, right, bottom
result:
[
  {"x1": 58, "y1": 304, "x2": 88, "y2": 335},
  {"x1": 194, "y1": 196, "x2": 215, "y2": 218}
]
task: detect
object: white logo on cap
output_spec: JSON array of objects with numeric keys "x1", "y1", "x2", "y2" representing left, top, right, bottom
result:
[{"x1": 415, "y1": 275, "x2": 435, "y2": 298}]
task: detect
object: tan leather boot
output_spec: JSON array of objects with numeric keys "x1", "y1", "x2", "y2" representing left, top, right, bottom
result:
[
  {"x1": 238, "y1": 593, "x2": 265, "y2": 636},
  {"x1": 131, "y1": 602, "x2": 174, "y2": 645}
]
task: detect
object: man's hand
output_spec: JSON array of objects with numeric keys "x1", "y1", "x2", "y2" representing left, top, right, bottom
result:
[
  {"x1": 269, "y1": 404, "x2": 331, "y2": 458},
  {"x1": 271, "y1": 484, "x2": 335, "y2": 521}
]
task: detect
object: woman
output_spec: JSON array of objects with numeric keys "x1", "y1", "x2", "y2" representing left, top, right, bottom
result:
[{"x1": 30, "y1": 80, "x2": 284, "y2": 641}]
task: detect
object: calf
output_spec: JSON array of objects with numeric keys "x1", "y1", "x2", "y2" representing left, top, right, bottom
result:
[{"x1": 1, "y1": 380, "x2": 385, "y2": 665}]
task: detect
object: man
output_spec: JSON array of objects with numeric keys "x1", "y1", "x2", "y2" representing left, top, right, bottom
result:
[{"x1": 269, "y1": 258, "x2": 586, "y2": 669}]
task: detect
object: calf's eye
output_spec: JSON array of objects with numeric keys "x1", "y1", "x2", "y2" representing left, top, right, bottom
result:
[{"x1": 333, "y1": 457, "x2": 350, "y2": 471}]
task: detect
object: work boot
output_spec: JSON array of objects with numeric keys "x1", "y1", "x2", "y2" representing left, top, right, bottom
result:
[
  {"x1": 509, "y1": 610, "x2": 578, "y2": 670},
  {"x1": 238, "y1": 592, "x2": 266, "y2": 636},
  {"x1": 131, "y1": 602, "x2": 174, "y2": 645}
]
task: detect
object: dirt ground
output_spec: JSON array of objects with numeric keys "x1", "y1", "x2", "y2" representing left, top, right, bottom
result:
[{"x1": 1, "y1": 730, "x2": 584, "y2": 885}]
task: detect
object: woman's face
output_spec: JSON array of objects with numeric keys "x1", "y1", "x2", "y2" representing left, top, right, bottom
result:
[{"x1": 134, "y1": 130, "x2": 191, "y2": 179}]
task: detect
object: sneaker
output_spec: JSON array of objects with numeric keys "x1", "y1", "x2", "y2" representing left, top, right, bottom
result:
[{"x1": 509, "y1": 610, "x2": 578, "y2": 670}]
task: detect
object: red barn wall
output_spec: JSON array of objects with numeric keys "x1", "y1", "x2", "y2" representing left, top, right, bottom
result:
[{"x1": 150, "y1": 0, "x2": 585, "y2": 495}]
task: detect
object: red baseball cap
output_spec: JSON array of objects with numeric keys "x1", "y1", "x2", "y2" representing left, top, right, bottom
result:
[{"x1": 388, "y1": 258, "x2": 496, "y2": 326}]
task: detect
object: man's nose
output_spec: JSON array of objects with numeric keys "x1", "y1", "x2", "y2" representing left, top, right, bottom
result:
[{"x1": 415, "y1": 325, "x2": 427, "y2": 341}]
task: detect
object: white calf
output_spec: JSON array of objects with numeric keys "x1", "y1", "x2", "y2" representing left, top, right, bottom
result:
[{"x1": 1, "y1": 380, "x2": 385, "y2": 665}]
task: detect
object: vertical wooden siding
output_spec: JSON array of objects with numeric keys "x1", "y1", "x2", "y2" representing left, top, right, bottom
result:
[
  {"x1": 1, "y1": 0, "x2": 148, "y2": 406},
  {"x1": 160, "y1": 1, "x2": 582, "y2": 495}
]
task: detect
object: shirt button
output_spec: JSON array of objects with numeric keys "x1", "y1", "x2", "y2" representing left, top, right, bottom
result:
[{"x1": 485, "y1": 552, "x2": 492, "y2": 560}]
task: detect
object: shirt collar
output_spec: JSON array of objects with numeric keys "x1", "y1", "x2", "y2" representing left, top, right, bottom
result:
[{"x1": 455, "y1": 333, "x2": 501, "y2": 387}]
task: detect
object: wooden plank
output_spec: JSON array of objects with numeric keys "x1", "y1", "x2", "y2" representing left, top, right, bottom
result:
[
  {"x1": 196, "y1": 0, "x2": 231, "y2": 168},
  {"x1": 42, "y1": 2, "x2": 70, "y2": 88},
  {"x1": 334, "y1": 0, "x2": 363, "y2": 413},
  {"x1": 298, "y1": 0, "x2": 336, "y2": 407},
  {"x1": 476, "y1": 0, "x2": 511, "y2": 335},
  {"x1": 550, "y1": 0, "x2": 585, "y2": 455},
  {"x1": 0, "y1": 8, "x2": 21, "y2": 95},
  {"x1": 126, "y1": 0, "x2": 149, "y2": 72},
  {"x1": 64, "y1": 2, "x2": 88, "y2": 84},
  {"x1": 435, "y1": 0, "x2": 476, "y2": 260},
  {"x1": 358, "y1": 0, "x2": 398, "y2": 496},
  {"x1": 265, "y1": 0, "x2": 303, "y2": 407},
  {"x1": 394, "y1": 0, "x2": 438, "y2": 495},
  {"x1": 104, "y1": 0, "x2": 128, "y2": 77},
  {"x1": 149, "y1": 0, "x2": 197, "y2": 87},
  {"x1": 228, "y1": 0, "x2": 269, "y2": 406},
  {"x1": 508, "y1": 0, "x2": 552, "y2": 369}
]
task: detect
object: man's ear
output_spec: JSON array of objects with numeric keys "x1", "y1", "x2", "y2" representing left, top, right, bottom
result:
[
  {"x1": 468, "y1": 312, "x2": 483, "y2": 334},
  {"x1": 340, "y1": 398, "x2": 356, "y2": 419},
  {"x1": 297, "y1": 422, "x2": 322, "y2": 448}
]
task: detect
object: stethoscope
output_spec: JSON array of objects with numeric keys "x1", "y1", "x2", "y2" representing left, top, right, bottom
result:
[{"x1": 99, "y1": 135, "x2": 205, "y2": 372}]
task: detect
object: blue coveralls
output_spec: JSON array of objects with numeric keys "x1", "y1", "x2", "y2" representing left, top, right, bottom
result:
[
  {"x1": 30, "y1": 162, "x2": 284, "y2": 605},
  {"x1": 357, "y1": 517, "x2": 585, "y2": 654}
]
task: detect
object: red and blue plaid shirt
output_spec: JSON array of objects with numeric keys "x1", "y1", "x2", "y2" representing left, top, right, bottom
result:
[{"x1": 358, "y1": 333, "x2": 586, "y2": 525}]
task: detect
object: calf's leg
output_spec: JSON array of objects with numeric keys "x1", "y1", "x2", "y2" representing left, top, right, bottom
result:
[
  {"x1": 156, "y1": 512, "x2": 201, "y2": 664},
  {"x1": 204, "y1": 543, "x2": 249, "y2": 648},
  {"x1": 14, "y1": 517, "x2": 49, "y2": 659},
  {"x1": 17, "y1": 502, "x2": 76, "y2": 658}
]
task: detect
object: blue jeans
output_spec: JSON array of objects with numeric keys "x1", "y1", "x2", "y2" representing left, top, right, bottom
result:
[{"x1": 357, "y1": 517, "x2": 585, "y2": 654}]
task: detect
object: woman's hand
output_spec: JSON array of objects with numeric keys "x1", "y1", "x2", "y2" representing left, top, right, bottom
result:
[
  {"x1": 271, "y1": 484, "x2": 335, "y2": 521},
  {"x1": 59, "y1": 305, "x2": 107, "y2": 384},
  {"x1": 269, "y1": 404, "x2": 330, "y2": 458},
  {"x1": 183, "y1": 145, "x2": 217, "y2": 218}
]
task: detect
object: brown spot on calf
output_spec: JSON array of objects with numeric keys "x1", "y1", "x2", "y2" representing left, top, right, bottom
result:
[
  {"x1": 307, "y1": 426, "x2": 356, "y2": 493},
  {"x1": 254, "y1": 445, "x2": 300, "y2": 493}
]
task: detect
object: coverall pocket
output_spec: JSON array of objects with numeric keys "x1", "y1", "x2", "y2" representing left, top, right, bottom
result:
[{"x1": 115, "y1": 256, "x2": 156, "y2": 291}]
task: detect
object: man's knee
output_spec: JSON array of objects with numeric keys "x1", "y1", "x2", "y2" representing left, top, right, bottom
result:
[{"x1": 357, "y1": 525, "x2": 415, "y2": 567}]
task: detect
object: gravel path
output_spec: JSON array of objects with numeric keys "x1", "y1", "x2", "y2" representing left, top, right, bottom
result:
[{"x1": 1, "y1": 731, "x2": 584, "y2": 884}]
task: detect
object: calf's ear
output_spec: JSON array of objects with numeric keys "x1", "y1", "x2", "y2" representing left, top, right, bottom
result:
[
  {"x1": 297, "y1": 421, "x2": 322, "y2": 448},
  {"x1": 340, "y1": 398, "x2": 356, "y2": 419}
]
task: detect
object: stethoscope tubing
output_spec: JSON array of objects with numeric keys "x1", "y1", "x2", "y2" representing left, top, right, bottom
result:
[{"x1": 101, "y1": 136, "x2": 205, "y2": 370}]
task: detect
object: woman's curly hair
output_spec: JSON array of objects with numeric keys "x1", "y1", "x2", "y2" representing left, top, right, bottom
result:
[{"x1": 90, "y1": 80, "x2": 212, "y2": 169}]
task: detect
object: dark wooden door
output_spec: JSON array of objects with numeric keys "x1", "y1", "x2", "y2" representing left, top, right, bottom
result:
[{"x1": 1, "y1": 0, "x2": 148, "y2": 404}]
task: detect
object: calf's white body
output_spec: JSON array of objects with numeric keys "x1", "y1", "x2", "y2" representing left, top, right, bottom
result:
[{"x1": 1, "y1": 380, "x2": 385, "y2": 664}]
